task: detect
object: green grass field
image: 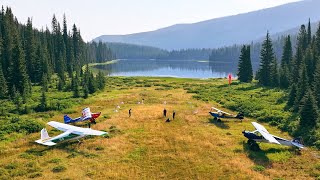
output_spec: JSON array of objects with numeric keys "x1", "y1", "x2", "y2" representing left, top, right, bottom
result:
[{"x1": 0, "y1": 77, "x2": 319, "y2": 179}]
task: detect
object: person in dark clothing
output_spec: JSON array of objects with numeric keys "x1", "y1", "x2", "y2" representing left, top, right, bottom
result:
[
  {"x1": 166, "y1": 118, "x2": 170, "y2": 122},
  {"x1": 173, "y1": 110, "x2": 176, "y2": 120},
  {"x1": 129, "y1": 109, "x2": 132, "y2": 117},
  {"x1": 163, "y1": 108, "x2": 167, "y2": 117}
]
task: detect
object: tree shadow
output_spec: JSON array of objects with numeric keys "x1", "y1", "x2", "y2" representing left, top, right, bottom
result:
[{"x1": 208, "y1": 118, "x2": 230, "y2": 129}]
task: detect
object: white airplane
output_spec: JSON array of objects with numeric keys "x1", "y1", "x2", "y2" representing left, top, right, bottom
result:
[
  {"x1": 242, "y1": 122, "x2": 304, "y2": 150},
  {"x1": 35, "y1": 121, "x2": 107, "y2": 146},
  {"x1": 209, "y1": 107, "x2": 244, "y2": 121}
]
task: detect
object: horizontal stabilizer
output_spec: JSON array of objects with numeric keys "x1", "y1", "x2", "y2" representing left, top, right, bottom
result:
[
  {"x1": 35, "y1": 139, "x2": 56, "y2": 146},
  {"x1": 291, "y1": 141, "x2": 304, "y2": 149},
  {"x1": 64, "y1": 115, "x2": 82, "y2": 124}
]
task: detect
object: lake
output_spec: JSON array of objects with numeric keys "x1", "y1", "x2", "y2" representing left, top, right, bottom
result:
[{"x1": 92, "y1": 59, "x2": 239, "y2": 78}]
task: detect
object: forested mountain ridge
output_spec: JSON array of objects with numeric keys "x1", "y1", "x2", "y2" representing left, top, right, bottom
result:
[
  {"x1": 94, "y1": 0, "x2": 320, "y2": 50},
  {"x1": 106, "y1": 42, "x2": 212, "y2": 60}
]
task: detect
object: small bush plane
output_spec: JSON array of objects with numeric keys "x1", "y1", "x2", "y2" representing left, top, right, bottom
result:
[
  {"x1": 242, "y1": 122, "x2": 304, "y2": 151},
  {"x1": 209, "y1": 107, "x2": 244, "y2": 122},
  {"x1": 64, "y1": 107, "x2": 101, "y2": 124},
  {"x1": 35, "y1": 121, "x2": 107, "y2": 146}
]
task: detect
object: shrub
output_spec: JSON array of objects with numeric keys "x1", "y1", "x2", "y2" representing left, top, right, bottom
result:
[
  {"x1": 52, "y1": 165, "x2": 66, "y2": 173},
  {"x1": 18, "y1": 119, "x2": 43, "y2": 134},
  {"x1": 252, "y1": 165, "x2": 265, "y2": 172}
]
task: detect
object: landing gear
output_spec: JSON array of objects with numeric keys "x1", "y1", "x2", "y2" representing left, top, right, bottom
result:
[
  {"x1": 213, "y1": 117, "x2": 222, "y2": 122},
  {"x1": 247, "y1": 139, "x2": 260, "y2": 151},
  {"x1": 77, "y1": 139, "x2": 83, "y2": 145}
]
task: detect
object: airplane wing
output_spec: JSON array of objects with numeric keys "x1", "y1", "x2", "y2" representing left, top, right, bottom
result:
[
  {"x1": 252, "y1": 122, "x2": 280, "y2": 144},
  {"x1": 47, "y1": 121, "x2": 106, "y2": 136},
  {"x1": 211, "y1": 107, "x2": 220, "y2": 111},
  {"x1": 211, "y1": 107, "x2": 233, "y2": 115}
]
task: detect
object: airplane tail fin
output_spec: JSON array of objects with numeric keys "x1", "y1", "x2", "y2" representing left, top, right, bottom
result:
[
  {"x1": 291, "y1": 137, "x2": 304, "y2": 149},
  {"x1": 41, "y1": 128, "x2": 50, "y2": 140},
  {"x1": 35, "y1": 128, "x2": 56, "y2": 146},
  {"x1": 236, "y1": 112, "x2": 244, "y2": 119},
  {"x1": 64, "y1": 115, "x2": 74, "y2": 124}
]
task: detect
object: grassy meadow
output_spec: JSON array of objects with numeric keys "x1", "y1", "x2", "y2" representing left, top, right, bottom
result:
[{"x1": 0, "y1": 77, "x2": 319, "y2": 179}]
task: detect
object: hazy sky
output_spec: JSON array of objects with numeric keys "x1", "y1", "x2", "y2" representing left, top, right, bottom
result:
[{"x1": 1, "y1": 0, "x2": 301, "y2": 41}]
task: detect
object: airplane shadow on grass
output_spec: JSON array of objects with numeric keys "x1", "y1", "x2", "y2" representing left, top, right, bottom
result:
[
  {"x1": 26, "y1": 140, "x2": 99, "y2": 159},
  {"x1": 242, "y1": 141, "x2": 292, "y2": 167},
  {"x1": 208, "y1": 118, "x2": 230, "y2": 129}
]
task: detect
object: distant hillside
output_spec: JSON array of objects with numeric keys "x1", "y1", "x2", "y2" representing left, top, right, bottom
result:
[
  {"x1": 106, "y1": 42, "x2": 167, "y2": 59},
  {"x1": 94, "y1": 0, "x2": 320, "y2": 50},
  {"x1": 106, "y1": 42, "x2": 212, "y2": 60}
]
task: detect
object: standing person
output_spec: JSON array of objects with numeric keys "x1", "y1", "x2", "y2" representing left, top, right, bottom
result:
[
  {"x1": 129, "y1": 109, "x2": 132, "y2": 117},
  {"x1": 173, "y1": 110, "x2": 176, "y2": 120},
  {"x1": 163, "y1": 108, "x2": 167, "y2": 117}
]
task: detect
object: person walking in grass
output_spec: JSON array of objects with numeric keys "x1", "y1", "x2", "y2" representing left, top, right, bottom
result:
[
  {"x1": 163, "y1": 108, "x2": 167, "y2": 117},
  {"x1": 129, "y1": 108, "x2": 132, "y2": 117},
  {"x1": 173, "y1": 110, "x2": 176, "y2": 120}
]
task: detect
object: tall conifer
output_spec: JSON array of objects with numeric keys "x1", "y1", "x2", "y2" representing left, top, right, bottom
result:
[
  {"x1": 25, "y1": 18, "x2": 36, "y2": 82},
  {"x1": 256, "y1": 32, "x2": 274, "y2": 86},
  {"x1": 237, "y1": 45, "x2": 253, "y2": 82},
  {"x1": 0, "y1": 63, "x2": 7, "y2": 98}
]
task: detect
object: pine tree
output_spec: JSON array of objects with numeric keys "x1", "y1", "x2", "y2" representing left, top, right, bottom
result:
[
  {"x1": 256, "y1": 32, "x2": 274, "y2": 86},
  {"x1": 279, "y1": 65, "x2": 289, "y2": 89},
  {"x1": 304, "y1": 48, "x2": 315, "y2": 84},
  {"x1": 2, "y1": 7, "x2": 14, "y2": 78},
  {"x1": 287, "y1": 83, "x2": 297, "y2": 109},
  {"x1": 297, "y1": 24, "x2": 308, "y2": 52},
  {"x1": 96, "y1": 71, "x2": 106, "y2": 90},
  {"x1": 25, "y1": 18, "x2": 36, "y2": 82},
  {"x1": 72, "y1": 73, "x2": 80, "y2": 98},
  {"x1": 237, "y1": 45, "x2": 253, "y2": 82},
  {"x1": 270, "y1": 57, "x2": 279, "y2": 87},
  {"x1": 0, "y1": 63, "x2": 8, "y2": 98},
  {"x1": 10, "y1": 33, "x2": 31, "y2": 101},
  {"x1": 281, "y1": 35, "x2": 293, "y2": 67},
  {"x1": 315, "y1": 23, "x2": 320, "y2": 56},
  {"x1": 34, "y1": 44, "x2": 44, "y2": 83},
  {"x1": 88, "y1": 72, "x2": 96, "y2": 94},
  {"x1": 12, "y1": 86, "x2": 22, "y2": 111},
  {"x1": 314, "y1": 62, "x2": 320, "y2": 107},
  {"x1": 57, "y1": 77, "x2": 64, "y2": 91},
  {"x1": 294, "y1": 64, "x2": 309, "y2": 112},
  {"x1": 307, "y1": 18, "x2": 312, "y2": 45},
  {"x1": 297, "y1": 90, "x2": 319, "y2": 143},
  {"x1": 41, "y1": 73, "x2": 48, "y2": 92},
  {"x1": 83, "y1": 84, "x2": 89, "y2": 99},
  {"x1": 39, "y1": 89, "x2": 47, "y2": 111}
]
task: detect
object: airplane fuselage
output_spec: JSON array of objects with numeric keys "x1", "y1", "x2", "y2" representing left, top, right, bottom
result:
[{"x1": 242, "y1": 131, "x2": 294, "y2": 147}]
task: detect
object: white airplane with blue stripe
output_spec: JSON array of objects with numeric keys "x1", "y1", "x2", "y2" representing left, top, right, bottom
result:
[
  {"x1": 35, "y1": 121, "x2": 107, "y2": 146},
  {"x1": 243, "y1": 122, "x2": 304, "y2": 150}
]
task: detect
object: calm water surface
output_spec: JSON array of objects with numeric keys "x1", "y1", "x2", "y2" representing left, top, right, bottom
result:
[{"x1": 92, "y1": 59, "x2": 239, "y2": 78}]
